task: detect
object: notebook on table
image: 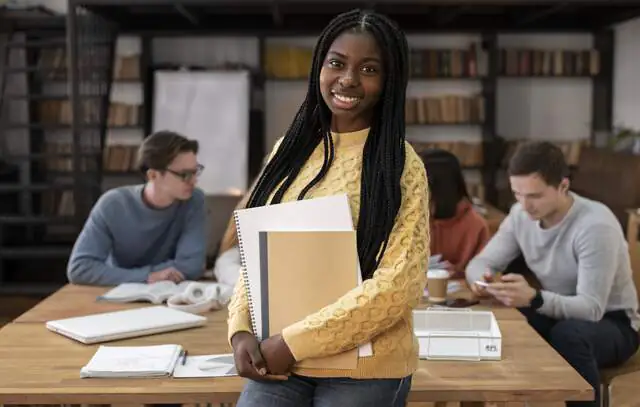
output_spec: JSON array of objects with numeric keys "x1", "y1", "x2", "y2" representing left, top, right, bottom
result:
[
  {"x1": 81, "y1": 344, "x2": 184, "y2": 378},
  {"x1": 46, "y1": 305, "x2": 207, "y2": 344},
  {"x1": 258, "y1": 230, "x2": 360, "y2": 369},
  {"x1": 81, "y1": 346, "x2": 237, "y2": 379}
]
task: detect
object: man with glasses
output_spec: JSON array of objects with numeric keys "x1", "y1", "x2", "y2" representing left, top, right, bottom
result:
[{"x1": 67, "y1": 130, "x2": 207, "y2": 286}]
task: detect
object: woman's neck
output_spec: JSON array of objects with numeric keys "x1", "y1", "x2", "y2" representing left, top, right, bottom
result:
[{"x1": 331, "y1": 114, "x2": 371, "y2": 133}]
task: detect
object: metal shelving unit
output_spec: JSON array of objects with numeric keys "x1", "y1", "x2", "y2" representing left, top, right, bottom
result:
[{"x1": 0, "y1": 6, "x2": 116, "y2": 294}]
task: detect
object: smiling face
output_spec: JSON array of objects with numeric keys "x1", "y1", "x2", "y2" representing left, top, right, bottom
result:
[{"x1": 319, "y1": 30, "x2": 384, "y2": 132}]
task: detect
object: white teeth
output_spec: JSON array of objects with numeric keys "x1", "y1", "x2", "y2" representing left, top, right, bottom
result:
[{"x1": 333, "y1": 94, "x2": 360, "y2": 103}]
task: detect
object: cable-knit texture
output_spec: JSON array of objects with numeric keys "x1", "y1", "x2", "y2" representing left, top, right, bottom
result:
[{"x1": 227, "y1": 128, "x2": 430, "y2": 379}]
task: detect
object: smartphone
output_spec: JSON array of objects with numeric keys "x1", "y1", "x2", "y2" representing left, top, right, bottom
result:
[
  {"x1": 445, "y1": 298, "x2": 480, "y2": 308},
  {"x1": 474, "y1": 280, "x2": 489, "y2": 287}
]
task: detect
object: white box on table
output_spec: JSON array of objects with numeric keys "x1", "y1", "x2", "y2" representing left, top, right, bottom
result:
[{"x1": 413, "y1": 307, "x2": 502, "y2": 361}]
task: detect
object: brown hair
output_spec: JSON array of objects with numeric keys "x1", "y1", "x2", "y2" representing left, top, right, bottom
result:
[
  {"x1": 137, "y1": 130, "x2": 199, "y2": 172},
  {"x1": 507, "y1": 141, "x2": 569, "y2": 187}
]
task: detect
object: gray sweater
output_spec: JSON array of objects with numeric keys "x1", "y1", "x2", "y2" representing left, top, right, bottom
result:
[
  {"x1": 466, "y1": 193, "x2": 640, "y2": 330},
  {"x1": 67, "y1": 185, "x2": 207, "y2": 286}
]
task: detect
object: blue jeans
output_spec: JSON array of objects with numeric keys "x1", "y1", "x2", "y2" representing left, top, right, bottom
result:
[{"x1": 235, "y1": 374, "x2": 412, "y2": 407}]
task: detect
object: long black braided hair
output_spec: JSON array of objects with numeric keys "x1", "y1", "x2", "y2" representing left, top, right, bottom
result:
[{"x1": 246, "y1": 9, "x2": 409, "y2": 281}]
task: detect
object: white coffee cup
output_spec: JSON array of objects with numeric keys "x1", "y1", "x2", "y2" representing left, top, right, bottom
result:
[{"x1": 426, "y1": 268, "x2": 449, "y2": 304}]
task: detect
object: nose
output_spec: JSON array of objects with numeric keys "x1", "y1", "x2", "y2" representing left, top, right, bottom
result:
[{"x1": 338, "y1": 67, "x2": 359, "y2": 87}]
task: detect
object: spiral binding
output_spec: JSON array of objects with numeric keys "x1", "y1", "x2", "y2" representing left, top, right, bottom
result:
[{"x1": 234, "y1": 210, "x2": 258, "y2": 336}]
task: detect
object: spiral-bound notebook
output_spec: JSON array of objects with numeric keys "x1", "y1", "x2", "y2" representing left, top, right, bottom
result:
[
  {"x1": 233, "y1": 194, "x2": 373, "y2": 358},
  {"x1": 258, "y1": 230, "x2": 359, "y2": 369}
]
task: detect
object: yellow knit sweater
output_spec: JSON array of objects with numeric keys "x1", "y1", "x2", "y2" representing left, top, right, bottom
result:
[{"x1": 227, "y1": 128, "x2": 430, "y2": 379}]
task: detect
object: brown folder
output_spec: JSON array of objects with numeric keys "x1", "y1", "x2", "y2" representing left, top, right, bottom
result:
[{"x1": 258, "y1": 230, "x2": 359, "y2": 370}]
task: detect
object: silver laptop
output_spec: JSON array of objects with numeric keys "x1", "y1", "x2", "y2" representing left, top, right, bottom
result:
[{"x1": 46, "y1": 305, "x2": 207, "y2": 344}]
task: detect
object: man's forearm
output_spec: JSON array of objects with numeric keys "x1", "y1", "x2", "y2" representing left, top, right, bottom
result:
[{"x1": 67, "y1": 259, "x2": 151, "y2": 286}]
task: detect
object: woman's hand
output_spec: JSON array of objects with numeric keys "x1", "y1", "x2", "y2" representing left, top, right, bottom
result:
[
  {"x1": 231, "y1": 332, "x2": 268, "y2": 380},
  {"x1": 260, "y1": 334, "x2": 296, "y2": 375}
]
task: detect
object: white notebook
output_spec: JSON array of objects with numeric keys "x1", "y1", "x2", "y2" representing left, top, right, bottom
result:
[
  {"x1": 81, "y1": 344, "x2": 184, "y2": 378},
  {"x1": 46, "y1": 305, "x2": 207, "y2": 344},
  {"x1": 233, "y1": 193, "x2": 372, "y2": 357}
]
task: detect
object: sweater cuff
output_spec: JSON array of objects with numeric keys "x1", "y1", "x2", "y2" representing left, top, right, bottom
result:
[
  {"x1": 227, "y1": 318, "x2": 253, "y2": 346},
  {"x1": 281, "y1": 320, "x2": 316, "y2": 362}
]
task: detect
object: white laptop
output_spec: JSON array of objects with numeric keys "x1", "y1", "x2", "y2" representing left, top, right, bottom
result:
[{"x1": 45, "y1": 305, "x2": 207, "y2": 344}]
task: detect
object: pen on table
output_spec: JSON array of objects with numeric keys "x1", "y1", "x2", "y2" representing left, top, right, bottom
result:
[{"x1": 180, "y1": 349, "x2": 189, "y2": 365}]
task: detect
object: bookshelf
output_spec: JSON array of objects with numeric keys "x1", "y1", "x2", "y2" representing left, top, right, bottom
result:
[
  {"x1": 58, "y1": 1, "x2": 623, "y2": 255},
  {"x1": 0, "y1": 7, "x2": 115, "y2": 294},
  {"x1": 102, "y1": 36, "x2": 146, "y2": 183}
]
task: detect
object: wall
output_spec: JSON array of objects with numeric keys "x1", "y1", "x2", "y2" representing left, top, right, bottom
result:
[{"x1": 613, "y1": 17, "x2": 640, "y2": 130}]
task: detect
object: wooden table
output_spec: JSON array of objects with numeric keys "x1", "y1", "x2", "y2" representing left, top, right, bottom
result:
[{"x1": 0, "y1": 284, "x2": 592, "y2": 405}]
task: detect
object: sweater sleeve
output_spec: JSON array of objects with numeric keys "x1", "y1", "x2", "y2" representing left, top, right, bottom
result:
[
  {"x1": 226, "y1": 136, "x2": 286, "y2": 343},
  {"x1": 465, "y1": 207, "x2": 522, "y2": 286},
  {"x1": 227, "y1": 269, "x2": 254, "y2": 343},
  {"x1": 538, "y1": 224, "x2": 621, "y2": 321},
  {"x1": 280, "y1": 153, "x2": 430, "y2": 362},
  {"x1": 161, "y1": 189, "x2": 207, "y2": 280},
  {"x1": 67, "y1": 195, "x2": 152, "y2": 286}
]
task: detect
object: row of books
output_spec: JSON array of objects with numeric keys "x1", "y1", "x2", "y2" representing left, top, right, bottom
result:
[
  {"x1": 498, "y1": 48, "x2": 600, "y2": 77},
  {"x1": 264, "y1": 45, "x2": 313, "y2": 79},
  {"x1": 36, "y1": 48, "x2": 141, "y2": 81},
  {"x1": 42, "y1": 142, "x2": 139, "y2": 174},
  {"x1": 263, "y1": 44, "x2": 600, "y2": 79},
  {"x1": 502, "y1": 139, "x2": 586, "y2": 167},
  {"x1": 41, "y1": 190, "x2": 75, "y2": 217},
  {"x1": 36, "y1": 100, "x2": 141, "y2": 127},
  {"x1": 410, "y1": 141, "x2": 483, "y2": 167},
  {"x1": 409, "y1": 45, "x2": 488, "y2": 78},
  {"x1": 406, "y1": 95, "x2": 485, "y2": 125}
]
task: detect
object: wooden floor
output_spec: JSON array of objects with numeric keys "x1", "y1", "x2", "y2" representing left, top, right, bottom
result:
[{"x1": 0, "y1": 296, "x2": 638, "y2": 406}]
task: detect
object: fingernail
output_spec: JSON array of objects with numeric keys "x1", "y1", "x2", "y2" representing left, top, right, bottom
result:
[{"x1": 259, "y1": 368, "x2": 267, "y2": 375}]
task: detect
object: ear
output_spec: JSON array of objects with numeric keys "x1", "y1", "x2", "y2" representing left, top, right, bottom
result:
[
  {"x1": 146, "y1": 169, "x2": 158, "y2": 181},
  {"x1": 560, "y1": 178, "x2": 570, "y2": 192}
]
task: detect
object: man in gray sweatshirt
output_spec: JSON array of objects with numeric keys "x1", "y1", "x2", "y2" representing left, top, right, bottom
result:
[
  {"x1": 466, "y1": 142, "x2": 639, "y2": 407},
  {"x1": 67, "y1": 131, "x2": 207, "y2": 286}
]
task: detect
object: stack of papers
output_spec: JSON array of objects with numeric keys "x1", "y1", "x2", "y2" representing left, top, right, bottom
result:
[{"x1": 80, "y1": 344, "x2": 183, "y2": 378}]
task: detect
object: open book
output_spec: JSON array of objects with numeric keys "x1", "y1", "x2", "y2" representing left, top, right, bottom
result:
[
  {"x1": 97, "y1": 281, "x2": 192, "y2": 304},
  {"x1": 80, "y1": 344, "x2": 184, "y2": 378},
  {"x1": 80, "y1": 345, "x2": 237, "y2": 379}
]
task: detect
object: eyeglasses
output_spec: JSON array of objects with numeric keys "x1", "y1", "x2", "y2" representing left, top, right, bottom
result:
[{"x1": 165, "y1": 164, "x2": 204, "y2": 182}]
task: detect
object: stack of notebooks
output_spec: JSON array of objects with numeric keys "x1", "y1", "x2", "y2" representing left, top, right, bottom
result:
[
  {"x1": 233, "y1": 194, "x2": 372, "y2": 369},
  {"x1": 81, "y1": 344, "x2": 184, "y2": 378}
]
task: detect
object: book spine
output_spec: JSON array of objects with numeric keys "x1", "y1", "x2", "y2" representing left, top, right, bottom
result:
[{"x1": 233, "y1": 210, "x2": 258, "y2": 336}]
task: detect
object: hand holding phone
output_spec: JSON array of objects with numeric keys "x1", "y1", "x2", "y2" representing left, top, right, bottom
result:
[{"x1": 470, "y1": 270, "x2": 494, "y2": 297}]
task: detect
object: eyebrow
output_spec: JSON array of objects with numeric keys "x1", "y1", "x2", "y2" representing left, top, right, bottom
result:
[{"x1": 327, "y1": 50, "x2": 381, "y2": 64}]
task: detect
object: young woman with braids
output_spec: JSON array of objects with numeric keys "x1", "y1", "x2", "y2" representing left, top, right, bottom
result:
[{"x1": 227, "y1": 9, "x2": 430, "y2": 407}]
